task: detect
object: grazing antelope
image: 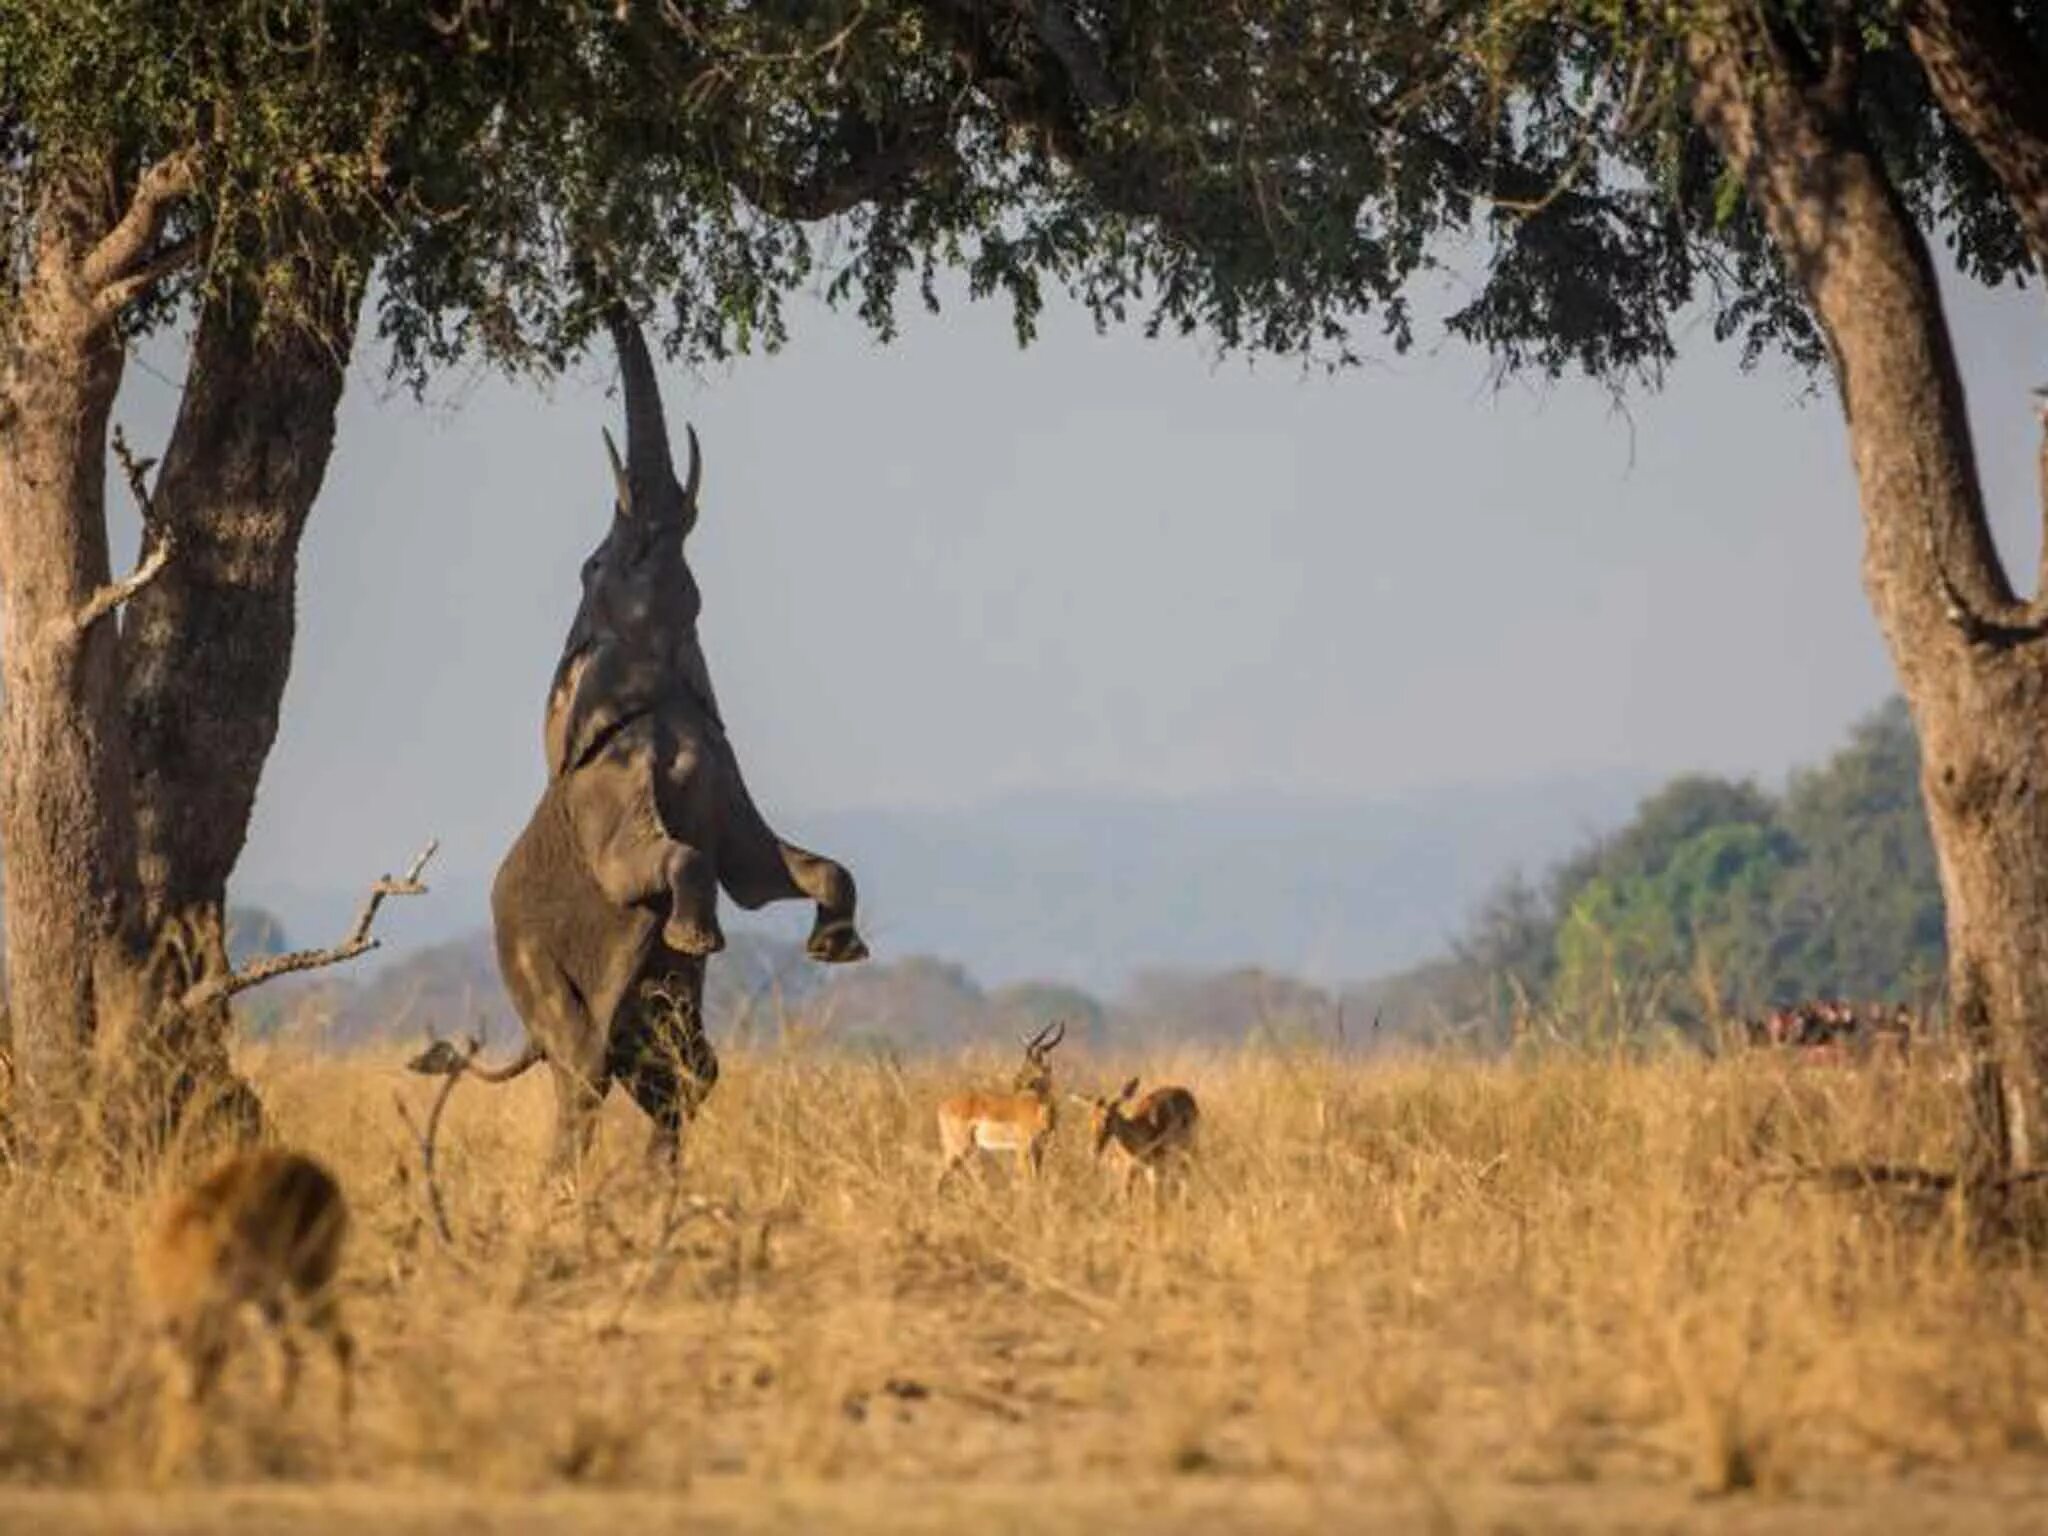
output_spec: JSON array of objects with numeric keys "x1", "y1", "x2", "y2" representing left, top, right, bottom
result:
[
  {"x1": 137, "y1": 1148, "x2": 354, "y2": 1472},
  {"x1": 936, "y1": 1019, "x2": 1067, "y2": 1190},
  {"x1": 1077, "y1": 1077, "x2": 1200, "y2": 1198}
]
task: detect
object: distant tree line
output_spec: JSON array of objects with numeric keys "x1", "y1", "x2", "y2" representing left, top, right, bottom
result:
[
  {"x1": 1444, "y1": 700, "x2": 1944, "y2": 1029},
  {"x1": 220, "y1": 700, "x2": 1944, "y2": 1058}
]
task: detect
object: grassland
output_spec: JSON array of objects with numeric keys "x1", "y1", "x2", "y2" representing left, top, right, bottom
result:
[{"x1": 6, "y1": 1036, "x2": 2048, "y2": 1531}]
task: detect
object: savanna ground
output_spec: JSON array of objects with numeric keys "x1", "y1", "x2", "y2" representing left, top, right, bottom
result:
[{"x1": 7, "y1": 1031, "x2": 2048, "y2": 1533}]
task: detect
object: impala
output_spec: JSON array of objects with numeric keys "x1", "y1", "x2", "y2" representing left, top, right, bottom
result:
[
  {"x1": 137, "y1": 1148, "x2": 354, "y2": 1473},
  {"x1": 936, "y1": 1019, "x2": 1066, "y2": 1189},
  {"x1": 1077, "y1": 1077, "x2": 1200, "y2": 1198}
]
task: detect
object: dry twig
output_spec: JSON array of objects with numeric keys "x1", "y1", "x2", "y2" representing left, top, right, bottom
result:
[{"x1": 180, "y1": 839, "x2": 438, "y2": 1011}]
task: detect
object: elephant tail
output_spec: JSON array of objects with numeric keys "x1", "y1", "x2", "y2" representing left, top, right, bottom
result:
[{"x1": 407, "y1": 1037, "x2": 545, "y2": 1085}]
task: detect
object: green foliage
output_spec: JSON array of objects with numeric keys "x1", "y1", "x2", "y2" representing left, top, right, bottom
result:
[
  {"x1": 5, "y1": 3, "x2": 2038, "y2": 391},
  {"x1": 1458, "y1": 700, "x2": 1943, "y2": 1024}
]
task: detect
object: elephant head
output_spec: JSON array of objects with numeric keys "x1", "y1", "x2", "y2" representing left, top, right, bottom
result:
[{"x1": 546, "y1": 306, "x2": 722, "y2": 779}]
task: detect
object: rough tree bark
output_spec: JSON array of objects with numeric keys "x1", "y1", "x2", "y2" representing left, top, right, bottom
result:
[
  {"x1": 0, "y1": 169, "x2": 160, "y2": 1147},
  {"x1": 1689, "y1": 10, "x2": 2048, "y2": 1181},
  {"x1": 119, "y1": 257, "x2": 366, "y2": 1117},
  {"x1": 0, "y1": 161, "x2": 363, "y2": 1152}
]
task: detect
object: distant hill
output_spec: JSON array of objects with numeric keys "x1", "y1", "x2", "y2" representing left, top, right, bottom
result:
[{"x1": 241, "y1": 773, "x2": 1651, "y2": 1002}]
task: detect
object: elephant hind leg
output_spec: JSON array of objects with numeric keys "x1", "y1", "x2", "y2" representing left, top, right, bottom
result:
[
  {"x1": 546, "y1": 1061, "x2": 607, "y2": 1190},
  {"x1": 614, "y1": 996, "x2": 717, "y2": 1175}
]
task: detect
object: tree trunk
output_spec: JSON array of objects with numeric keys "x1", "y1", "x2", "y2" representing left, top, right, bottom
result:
[
  {"x1": 120, "y1": 267, "x2": 365, "y2": 1110},
  {"x1": 0, "y1": 181, "x2": 152, "y2": 1150},
  {"x1": 1689, "y1": 16, "x2": 2048, "y2": 1180},
  {"x1": 0, "y1": 175, "x2": 362, "y2": 1153}
]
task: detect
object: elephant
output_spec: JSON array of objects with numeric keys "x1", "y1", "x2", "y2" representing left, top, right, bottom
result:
[{"x1": 435, "y1": 304, "x2": 867, "y2": 1176}]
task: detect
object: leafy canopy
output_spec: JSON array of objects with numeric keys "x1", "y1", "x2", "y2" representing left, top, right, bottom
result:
[
  {"x1": 1459, "y1": 700, "x2": 1944, "y2": 1023},
  {"x1": 6, "y1": 3, "x2": 2034, "y2": 391}
]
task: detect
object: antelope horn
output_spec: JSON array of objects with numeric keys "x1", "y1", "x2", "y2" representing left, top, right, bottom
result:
[
  {"x1": 602, "y1": 428, "x2": 632, "y2": 517},
  {"x1": 683, "y1": 422, "x2": 702, "y2": 508}
]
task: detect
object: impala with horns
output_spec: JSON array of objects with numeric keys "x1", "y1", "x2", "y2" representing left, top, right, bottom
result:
[
  {"x1": 1076, "y1": 1078, "x2": 1200, "y2": 1198},
  {"x1": 467, "y1": 303, "x2": 867, "y2": 1178},
  {"x1": 936, "y1": 1019, "x2": 1068, "y2": 1189}
]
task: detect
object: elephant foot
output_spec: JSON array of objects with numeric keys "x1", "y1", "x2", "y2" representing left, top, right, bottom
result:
[
  {"x1": 663, "y1": 912, "x2": 726, "y2": 957},
  {"x1": 807, "y1": 917, "x2": 869, "y2": 964}
]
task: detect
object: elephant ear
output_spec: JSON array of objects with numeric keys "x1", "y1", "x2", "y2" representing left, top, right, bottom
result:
[
  {"x1": 549, "y1": 645, "x2": 642, "y2": 777},
  {"x1": 543, "y1": 649, "x2": 590, "y2": 779}
]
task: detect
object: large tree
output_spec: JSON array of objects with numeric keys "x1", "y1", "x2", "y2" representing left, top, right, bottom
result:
[
  {"x1": 7, "y1": 1, "x2": 2048, "y2": 1192},
  {"x1": 837, "y1": 0, "x2": 2048, "y2": 1181},
  {"x1": 0, "y1": 3, "x2": 980, "y2": 1150}
]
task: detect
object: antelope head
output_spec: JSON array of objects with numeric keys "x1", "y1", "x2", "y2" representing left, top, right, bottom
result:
[
  {"x1": 1080, "y1": 1075, "x2": 1143, "y2": 1157},
  {"x1": 1013, "y1": 1018, "x2": 1067, "y2": 1098}
]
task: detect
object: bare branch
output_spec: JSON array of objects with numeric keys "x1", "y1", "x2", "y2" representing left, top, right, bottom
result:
[
  {"x1": 395, "y1": 1034, "x2": 477, "y2": 1246},
  {"x1": 111, "y1": 423, "x2": 160, "y2": 524},
  {"x1": 42, "y1": 425, "x2": 175, "y2": 645},
  {"x1": 180, "y1": 839, "x2": 439, "y2": 1011},
  {"x1": 67, "y1": 540, "x2": 172, "y2": 636},
  {"x1": 81, "y1": 151, "x2": 196, "y2": 294},
  {"x1": 94, "y1": 234, "x2": 201, "y2": 319}
]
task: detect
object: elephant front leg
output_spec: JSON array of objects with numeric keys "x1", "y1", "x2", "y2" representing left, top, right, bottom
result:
[
  {"x1": 657, "y1": 843, "x2": 724, "y2": 958},
  {"x1": 568, "y1": 741, "x2": 726, "y2": 957},
  {"x1": 782, "y1": 844, "x2": 867, "y2": 964},
  {"x1": 576, "y1": 811, "x2": 724, "y2": 958},
  {"x1": 714, "y1": 762, "x2": 868, "y2": 963}
]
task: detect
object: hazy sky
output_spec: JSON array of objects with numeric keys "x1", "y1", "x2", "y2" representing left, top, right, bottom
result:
[{"x1": 111, "y1": 261, "x2": 2048, "y2": 946}]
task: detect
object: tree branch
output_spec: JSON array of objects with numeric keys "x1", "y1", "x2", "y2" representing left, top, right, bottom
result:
[
  {"x1": 742, "y1": 116, "x2": 958, "y2": 221},
  {"x1": 178, "y1": 839, "x2": 438, "y2": 1011},
  {"x1": 1924, "y1": 486, "x2": 2048, "y2": 649},
  {"x1": 1022, "y1": 1, "x2": 1121, "y2": 113},
  {"x1": 44, "y1": 426, "x2": 175, "y2": 645},
  {"x1": 81, "y1": 150, "x2": 196, "y2": 294},
  {"x1": 1903, "y1": 0, "x2": 2048, "y2": 277},
  {"x1": 67, "y1": 541, "x2": 172, "y2": 638},
  {"x1": 94, "y1": 234, "x2": 202, "y2": 319}
]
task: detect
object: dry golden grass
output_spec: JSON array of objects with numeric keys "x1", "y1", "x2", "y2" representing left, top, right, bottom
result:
[{"x1": 6, "y1": 1037, "x2": 2048, "y2": 1531}]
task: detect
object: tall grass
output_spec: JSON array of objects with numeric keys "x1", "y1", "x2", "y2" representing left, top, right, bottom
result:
[{"x1": 2, "y1": 1035, "x2": 2045, "y2": 1516}]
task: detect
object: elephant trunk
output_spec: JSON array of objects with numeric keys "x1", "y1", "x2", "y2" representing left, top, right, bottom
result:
[{"x1": 603, "y1": 304, "x2": 699, "y2": 532}]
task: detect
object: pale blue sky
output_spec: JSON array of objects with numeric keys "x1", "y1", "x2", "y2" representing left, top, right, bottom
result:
[{"x1": 112, "y1": 263, "x2": 2048, "y2": 968}]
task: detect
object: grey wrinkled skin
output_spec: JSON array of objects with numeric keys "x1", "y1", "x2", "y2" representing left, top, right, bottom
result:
[{"x1": 490, "y1": 305, "x2": 866, "y2": 1174}]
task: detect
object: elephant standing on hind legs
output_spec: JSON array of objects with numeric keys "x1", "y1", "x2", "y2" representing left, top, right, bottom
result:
[{"x1": 421, "y1": 303, "x2": 868, "y2": 1182}]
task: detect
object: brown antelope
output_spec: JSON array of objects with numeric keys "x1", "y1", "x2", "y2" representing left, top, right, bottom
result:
[
  {"x1": 936, "y1": 1019, "x2": 1066, "y2": 1189},
  {"x1": 1077, "y1": 1077, "x2": 1200, "y2": 1198},
  {"x1": 137, "y1": 1148, "x2": 354, "y2": 1471}
]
